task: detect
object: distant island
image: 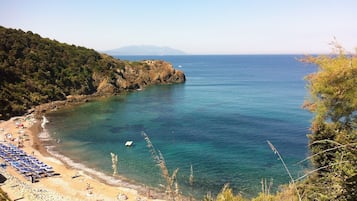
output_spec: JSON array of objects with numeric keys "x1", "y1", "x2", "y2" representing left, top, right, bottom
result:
[{"x1": 104, "y1": 45, "x2": 186, "y2": 55}]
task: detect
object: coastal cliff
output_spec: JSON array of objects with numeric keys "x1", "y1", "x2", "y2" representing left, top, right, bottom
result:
[
  {"x1": 0, "y1": 26, "x2": 185, "y2": 119},
  {"x1": 94, "y1": 57, "x2": 185, "y2": 94}
]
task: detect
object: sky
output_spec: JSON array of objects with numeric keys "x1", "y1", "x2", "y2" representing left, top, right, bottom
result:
[{"x1": 1, "y1": 0, "x2": 357, "y2": 54}]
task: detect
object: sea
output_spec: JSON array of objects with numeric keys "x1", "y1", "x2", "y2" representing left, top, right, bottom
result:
[{"x1": 45, "y1": 55, "x2": 317, "y2": 199}]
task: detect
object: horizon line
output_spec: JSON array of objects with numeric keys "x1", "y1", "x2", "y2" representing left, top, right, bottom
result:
[{"x1": 104, "y1": 53, "x2": 330, "y2": 56}]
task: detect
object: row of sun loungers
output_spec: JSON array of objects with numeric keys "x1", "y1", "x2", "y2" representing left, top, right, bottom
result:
[{"x1": 0, "y1": 143, "x2": 56, "y2": 182}]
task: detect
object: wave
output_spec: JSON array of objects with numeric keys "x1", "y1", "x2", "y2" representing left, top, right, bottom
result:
[{"x1": 41, "y1": 115, "x2": 49, "y2": 129}]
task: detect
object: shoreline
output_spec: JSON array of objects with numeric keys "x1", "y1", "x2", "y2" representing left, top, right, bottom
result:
[
  {"x1": 0, "y1": 112, "x2": 167, "y2": 201},
  {"x1": 40, "y1": 129, "x2": 166, "y2": 197},
  {"x1": 38, "y1": 96, "x2": 169, "y2": 198}
]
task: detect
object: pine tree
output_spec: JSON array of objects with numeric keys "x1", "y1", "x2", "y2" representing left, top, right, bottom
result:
[{"x1": 301, "y1": 42, "x2": 357, "y2": 201}]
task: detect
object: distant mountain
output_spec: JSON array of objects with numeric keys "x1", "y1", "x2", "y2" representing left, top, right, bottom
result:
[{"x1": 104, "y1": 45, "x2": 186, "y2": 55}]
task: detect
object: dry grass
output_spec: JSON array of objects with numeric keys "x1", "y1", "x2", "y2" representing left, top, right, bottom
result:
[
  {"x1": 142, "y1": 131, "x2": 181, "y2": 200},
  {"x1": 139, "y1": 133, "x2": 305, "y2": 201},
  {"x1": 110, "y1": 152, "x2": 118, "y2": 176},
  {"x1": 267, "y1": 140, "x2": 301, "y2": 201},
  {"x1": 260, "y1": 178, "x2": 273, "y2": 195}
]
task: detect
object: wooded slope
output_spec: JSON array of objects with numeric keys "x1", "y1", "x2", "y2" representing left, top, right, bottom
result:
[{"x1": 0, "y1": 26, "x2": 185, "y2": 119}]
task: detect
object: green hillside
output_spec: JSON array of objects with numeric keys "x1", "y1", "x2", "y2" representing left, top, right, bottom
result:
[{"x1": 0, "y1": 26, "x2": 185, "y2": 120}]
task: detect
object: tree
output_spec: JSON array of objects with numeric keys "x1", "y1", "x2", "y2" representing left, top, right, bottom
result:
[{"x1": 301, "y1": 42, "x2": 357, "y2": 201}]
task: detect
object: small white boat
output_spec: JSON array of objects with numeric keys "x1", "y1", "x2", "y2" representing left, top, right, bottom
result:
[{"x1": 125, "y1": 141, "x2": 133, "y2": 147}]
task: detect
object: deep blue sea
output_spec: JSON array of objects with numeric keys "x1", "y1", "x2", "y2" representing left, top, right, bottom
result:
[{"x1": 46, "y1": 55, "x2": 316, "y2": 198}]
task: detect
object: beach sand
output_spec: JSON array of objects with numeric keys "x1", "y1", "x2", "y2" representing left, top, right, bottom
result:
[{"x1": 0, "y1": 115, "x2": 163, "y2": 201}]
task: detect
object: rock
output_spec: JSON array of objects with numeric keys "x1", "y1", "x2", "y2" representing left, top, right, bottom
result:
[{"x1": 95, "y1": 60, "x2": 185, "y2": 95}]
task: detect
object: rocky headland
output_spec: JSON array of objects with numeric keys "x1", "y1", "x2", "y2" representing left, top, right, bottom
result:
[
  {"x1": 95, "y1": 58, "x2": 185, "y2": 94},
  {"x1": 0, "y1": 26, "x2": 185, "y2": 119}
]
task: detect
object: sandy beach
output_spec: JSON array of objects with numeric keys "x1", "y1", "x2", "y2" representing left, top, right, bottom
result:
[{"x1": 0, "y1": 114, "x2": 163, "y2": 201}]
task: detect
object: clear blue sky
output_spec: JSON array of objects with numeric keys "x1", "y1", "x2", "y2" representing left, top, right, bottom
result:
[{"x1": 1, "y1": 0, "x2": 356, "y2": 54}]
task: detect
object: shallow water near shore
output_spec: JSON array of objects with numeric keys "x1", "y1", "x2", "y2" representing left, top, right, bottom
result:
[{"x1": 46, "y1": 55, "x2": 316, "y2": 198}]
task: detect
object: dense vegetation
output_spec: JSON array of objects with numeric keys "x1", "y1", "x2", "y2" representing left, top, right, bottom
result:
[
  {"x1": 0, "y1": 26, "x2": 184, "y2": 120},
  {"x1": 300, "y1": 44, "x2": 357, "y2": 201},
  {"x1": 0, "y1": 26, "x2": 116, "y2": 118}
]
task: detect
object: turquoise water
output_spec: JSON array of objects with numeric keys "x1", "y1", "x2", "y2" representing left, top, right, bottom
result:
[{"x1": 46, "y1": 55, "x2": 316, "y2": 198}]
